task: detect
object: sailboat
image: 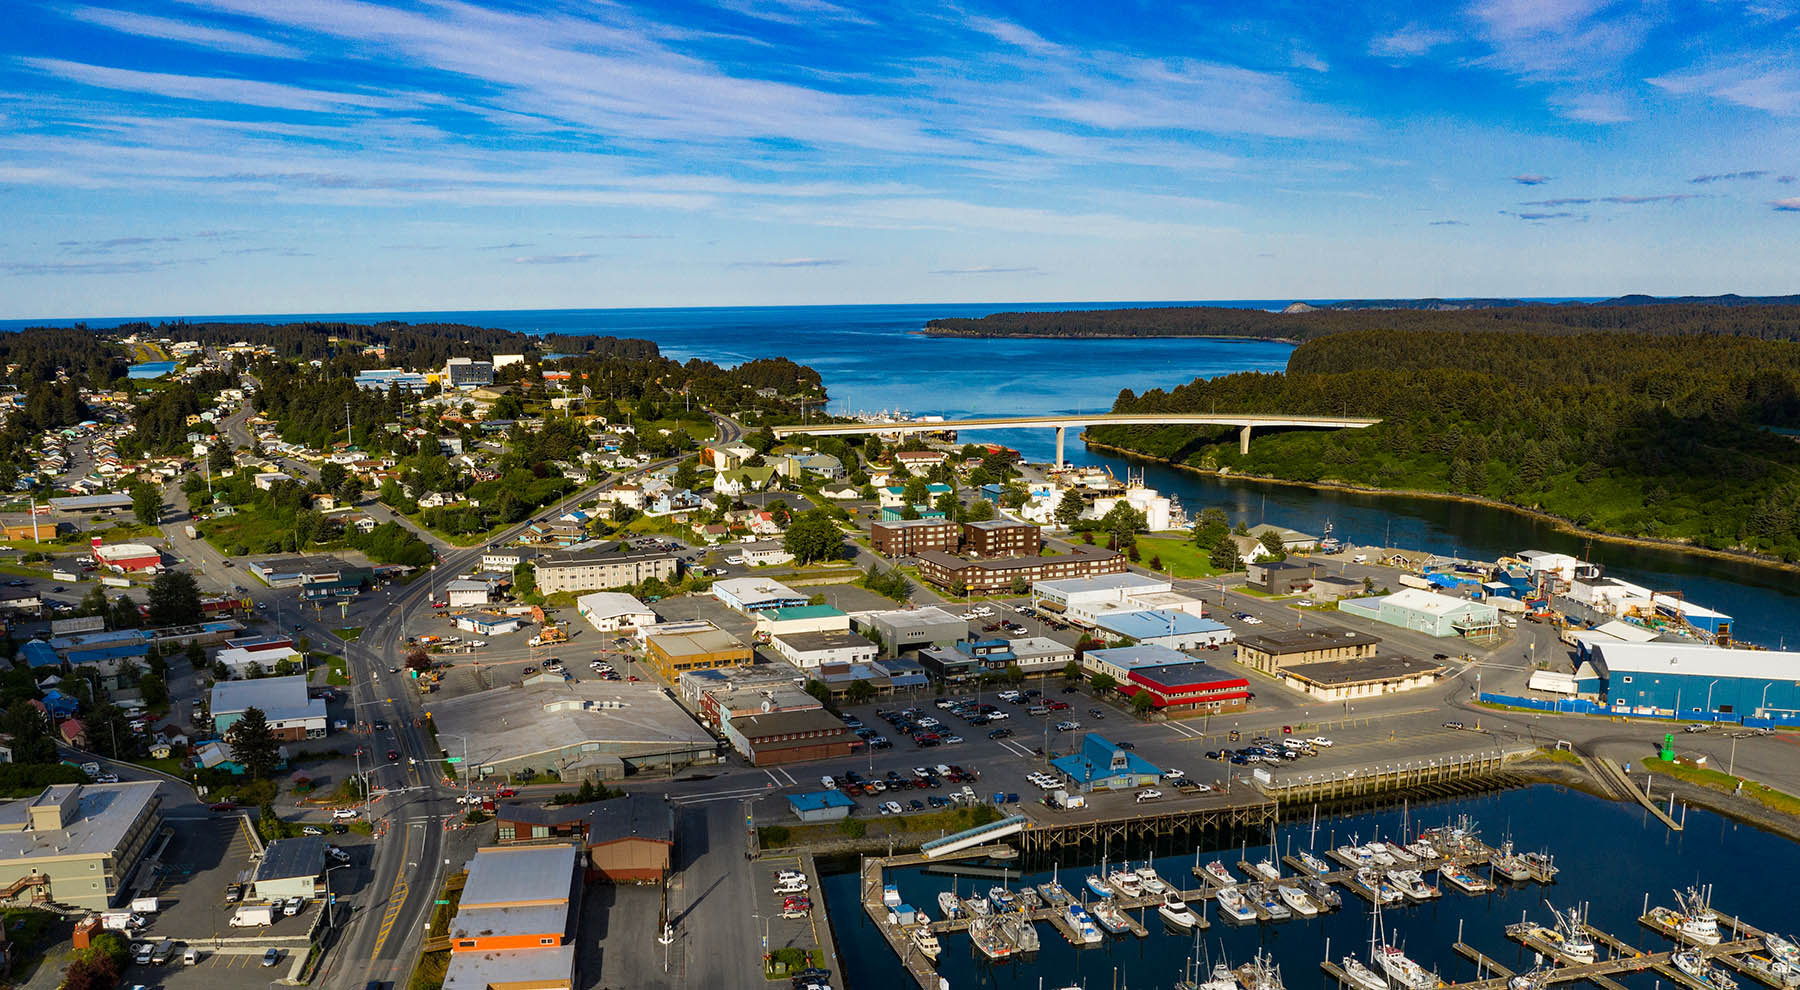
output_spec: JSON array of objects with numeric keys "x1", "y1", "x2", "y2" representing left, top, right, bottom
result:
[
  {"x1": 1254, "y1": 825, "x2": 1282, "y2": 880},
  {"x1": 1345, "y1": 882, "x2": 1393, "y2": 990}
]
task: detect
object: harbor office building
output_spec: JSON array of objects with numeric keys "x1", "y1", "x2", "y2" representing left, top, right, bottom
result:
[
  {"x1": 1588, "y1": 642, "x2": 1800, "y2": 718},
  {"x1": 1235, "y1": 628, "x2": 1382, "y2": 675},
  {"x1": 0, "y1": 782, "x2": 163, "y2": 911}
]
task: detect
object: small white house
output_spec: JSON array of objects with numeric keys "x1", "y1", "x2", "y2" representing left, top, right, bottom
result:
[
  {"x1": 444, "y1": 579, "x2": 491, "y2": 608},
  {"x1": 576, "y1": 592, "x2": 658, "y2": 633}
]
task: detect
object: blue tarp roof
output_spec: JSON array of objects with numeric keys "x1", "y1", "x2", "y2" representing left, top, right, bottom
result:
[
  {"x1": 788, "y1": 791, "x2": 855, "y2": 812},
  {"x1": 21, "y1": 641, "x2": 60, "y2": 669}
]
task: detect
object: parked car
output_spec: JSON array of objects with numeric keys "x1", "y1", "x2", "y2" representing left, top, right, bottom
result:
[
  {"x1": 262, "y1": 948, "x2": 282, "y2": 967},
  {"x1": 331, "y1": 808, "x2": 361, "y2": 820}
]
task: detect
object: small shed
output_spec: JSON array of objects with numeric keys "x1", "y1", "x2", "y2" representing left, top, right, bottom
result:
[
  {"x1": 252, "y1": 835, "x2": 326, "y2": 901},
  {"x1": 788, "y1": 790, "x2": 855, "y2": 823}
]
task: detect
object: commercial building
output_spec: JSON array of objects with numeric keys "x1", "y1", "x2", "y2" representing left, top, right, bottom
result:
[
  {"x1": 251, "y1": 835, "x2": 326, "y2": 901},
  {"x1": 1307, "y1": 575, "x2": 1365, "y2": 602},
  {"x1": 47, "y1": 493, "x2": 134, "y2": 514},
  {"x1": 427, "y1": 680, "x2": 716, "y2": 783},
  {"x1": 1338, "y1": 588, "x2": 1501, "y2": 639},
  {"x1": 1235, "y1": 628, "x2": 1382, "y2": 675},
  {"x1": 710, "y1": 577, "x2": 808, "y2": 614},
  {"x1": 442, "y1": 845, "x2": 578, "y2": 990},
  {"x1": 0, "y1": 782, "x2": 163, "y2": 911},
  {"x1": 914, "y1": 544, "x2": 1124, "y2": 595},
  {"x1": 643, "y1": 624, "x2": 753, "y2": 681},
  {"x1": 444, "y1": 579, "x2": 491, "y2": 608},
  {"x1": 494, "y1": 793, "x2": 673, "y2": 883},
  {"x1": 443, "y1": 357, "x2": 496, "y2": 389},
  {"x1": 575, "y1": 592, "x2": 657, "y2": 633},
  {"x1": 247, "y1": 556, "x2": 372, "y2": 590},
  {"x1": 1247, "y1": 524, "x2": 1319, "y2": 552},
  {"x1": 691, "y1": 682, "x2": 820, "y2": 729},
  {"x1": 93, "y1": 543, "x2": 162, "y2": 573},
  {"x1": 1118, "y1": 663, "x2": 1251, "y2": 714},
  {"x1": 770, "y1": 630, "x2": 879, "y2": 670},
  {"x1": 454, "y1": 614, "x2": 525, "y2": 636},
  {"x1": 960, "y1": 518, "x2": 1041, "y2": 558},
  {"x1": 789, "y1": 791, "x2": 856, "y2": 823},
  {"x1": 851, "y1": 606, "x2": 967, "y2": 657},
  {"x1": 869, "y1": 518, "x2": 959, "y2": 557},
  {"x1": 1588, "y1": 642, "x2": 1800, "y2": 718},
  {"x1": 1279, "y1": 656, "x2": 1446, "y2": 702},
  {"x1": 1245, "y1": 559, "x2": 1315, "y2": 595},
  {"x1": 1090, "y1": 610, "x2": 1234, "y2": 651},
  {"x1": 1050, "y1": 734, "x2": 1162, "y2": 793},
  {"x1": 721, "y1": 708, "x2": 856, "y2": 766},
  {"x1": 1006, "y1": 636, "x2": 1078, "y2": 674},
  {"x1": 1080, "y1": 643, "x2": 1204, "y2": 682},
  {"x1": 754, "y1": 605, "x2": 850, "y2": 640},
  {"x1": 1031, "y1": 573, "x2": 1172, "y2": 626},
  {"x1": 533, "y1": 547, "x2": 679, "y2": 595},
  {"x1": 214, "y1": 645, "x2": 301, "y2": 678},
  {"x1": 209, "y1": 676, "x2": 327, "y2": 741},
  {"x1": 352, "y1": 368, "x2": 431, "y2": 392}
]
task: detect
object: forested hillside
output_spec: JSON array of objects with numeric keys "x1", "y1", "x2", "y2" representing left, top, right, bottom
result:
[
  {"x1": 1087, "y1": 330, "x2": 1800, "y2": 561},
  {"x1": 924, "y1": 302, "x2": 1800, "y2": 342}
]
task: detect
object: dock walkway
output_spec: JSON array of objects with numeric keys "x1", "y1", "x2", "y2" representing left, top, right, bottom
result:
[{"x1": 1593, "y1": 757, "x2": 1683, "y2": 831}]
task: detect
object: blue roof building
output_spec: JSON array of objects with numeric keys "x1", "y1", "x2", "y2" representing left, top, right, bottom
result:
[
  {"x1": 788, "y1": 790, "x2": 856, "y2": 823},
  {"x1": 21, "y1": 641, "x2": 60, "y2": 669},
  {"x1": 1050, "y1": 734, "x2": 1163, "y2": 793},
  {"x1": 1090, "y1": 610, "x2": 1235, "y2": 651},
  {"x1": 41, "y1": 689, "x2": 79, "y2": 719}
]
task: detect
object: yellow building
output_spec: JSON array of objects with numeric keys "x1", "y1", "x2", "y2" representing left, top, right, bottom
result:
[{"x1": 643, "y1": 624, "x2": 752, "y2": 681}]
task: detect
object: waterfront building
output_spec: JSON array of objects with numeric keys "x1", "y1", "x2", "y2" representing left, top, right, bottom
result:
[
  {"x1": 1339, "y1": 588, "x2": 1501, "y2": 639},
  {"x1": 1236, "y1": 628, "x2": 1382, "y2": 674},
  {"x1": 1277, "y1": 656, "x2": 1446, "y2": 702},
  {"x1": 1117, "y1": 662, "x2": 1251, "y2": 714},
  {"x1": 1051, "y1": 734, "x2": 1163, "y2": 793},
  {"x1": 721, "y1": 708, "x2": 857, "y2": 766},
  {"x1": 1588, "y1": 642, "x2": 1800, "y2": 718}
]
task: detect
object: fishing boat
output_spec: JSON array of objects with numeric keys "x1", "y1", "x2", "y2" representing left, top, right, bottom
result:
[
  {"x1": 1375, "y1": 943, "x2": 1440, "y2": 990},
  {"x1": 1107, "y1": 866, "x2": 1144, "y2": 897},
  {"x1": 1383, "y1": 841, "x2": 1418, "y2": 865},
  {"x1": 882, "y1": 884, "x2": 901, "y2": 907},
  {"x1": 1299, "y1": 849, "x2": 1333, "y2": 875},
  {"x1": 1085, "y1": 874, "x2": 1114, "y2": 899},
  {"x1": 1063, "y1": 902, "x2": 1104, "y2": 945},
  {"x1": 1037, "y1": 880, "x2": 1072, "y2": 908},
  {"x1": 965, "y1": 895, "x2": 992, "y2": 917},
  {"x1": 1489, "y1": 840, "x2": 1533, "y2": 882},
  {"x1": 999, "y1": 914, "x2": 1039, "y2": 954},
  {"x1": 909, "y1": 925, "x2": 941, "y2": 960},
  {"x1": 1019, "y1": 886, "x2": 1044, "y2": 911},
  {"x1": 970, "y1": 916, "x2": 1014, "y2": 961},
  {"x1": 1739, "y1": 955, "x2": 1800, "y2": 990},
  {"x1": 1336, "y1": 844, "x2": 1375, "y2": 867},
  {"x1": 1177, "y1": 961, "x2": 1240, "y2": 990},
  {"x1": 1092, "y1": 899, "x2": 1130, "y2": 934},
  {"x1": 1766, "y1": 933, "x2": 1800, "y2": 968},
  {"x1": 1353, "y1": 868, "x2": 1403, "y2": 905},
  {"x1": 1254, "y1": 856, "x2": 1282, "y2": 881},
  {"x1": 937, "y1": 891, "x2": 963, "y2": 920},
  {"x1": 1217, "y1": 886, "x2": 1259, "y2": 922},
  {"x1": 1205, "y1": 861, "x2": 1237, "y2": 886},
  {"x1": 1135, "y1": 864, "x2": 1169, "y2": 894},
  {"x1": 1651, "y1": 887, "x2": 1723, "y2": 945},
  {"x1": 1508, "y1": 968, "x2": 1552, "y2": 990},
  {"x1": 1523, "y1": 851, "x2": 1559, "y2": 881},
  {"x1": 1249, "y1": 883, "x2": 1292, "y2": 920},
  {"x1": 1549, "y1": 904, "x2": 1597, "y2": 963},
  {"x1": 1304, "y1": 876, "x2": 1343, "y2": 909},
  {"x1": 1674, "y1": 950, "x2": 1738, "y2": 990},
  {"x1": 1438, "y1": 862, "x2": 1493, "y2": 895},
  {"x1": 1340, "y1": 956, "x2": 1387, "y2": 990},
  {"x1": 1278, "y1": 883, "x2": 1318, "y2": 916},
  {"x1": 1406, "y1": 841, "x2": 1440, "y2": 862},
  {"x1": 1390, "y1": 869, "x2": 1437, "y2": 901},
  {"x1": 1365, "y1": 842, "x2": 1397, "y2": 867},
  {"x1": 1239, "y1": 950, "x2": 1287, "y2": 990},
  {"x1": 1159, "y1": 889, "x2": 1199, "y2": 929},
  {"x1": 988, "y1": 886, "x2": 1019, "y2": 914}
]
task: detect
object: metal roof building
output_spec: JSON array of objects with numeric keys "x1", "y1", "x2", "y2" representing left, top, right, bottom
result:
[{"x1": 1589, "y1": 642, "x2": 1800, "y2": 719}]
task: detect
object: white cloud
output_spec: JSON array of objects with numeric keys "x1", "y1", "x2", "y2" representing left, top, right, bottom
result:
[
  {"x1": 62, "y1": 6, "x2": 304, "y2": 59},
  {"x1": 1551, "y1": 91, "x2": 1633, "y2": 123},
  {"x1": 1368, "y1": 23, "x2": 1459, "y2": 58},
  {"x1": 1649, "y1": 65, "x2": 1800, "y2": 115},
  {"x1": 20, "y1": 58, "x2": 414, "y2": 112},
  {"x1": 963, "y1": 15, "x2": 1067, "y2": 56},
  {"x1": 731, "y1": 257, "x2": 847, "y2": 267}
]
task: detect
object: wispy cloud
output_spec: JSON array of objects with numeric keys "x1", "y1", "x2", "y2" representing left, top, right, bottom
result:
[
  {"x1": 577, "y1": 233, "x2": 674, "y2": 240},
  {"x1": 1511, "y1": 173, "x2": 1552, "y2": 185},
  {"x1": 1690, "y1": 170, "x2": 1769, "y2": 183},
  {"x1": 477, "y1": 242, "x2": 534, "y2": 250},
  {"x1": 1290, "y1": 49, "x2": 1329, "y2": 73},
  {"x1": 731, "y1": 257, "x2": 846, "y2": 268},
  {"x1": 21, "y1": 58, "x2": 415, "y2": 112},
  {"x1": 1522, "y1": 194, "x2": 1701, "y2": 205},
  {"x1": 56, "y1": 235, "x2": 181, "y2": 255},
  {"x1": 1368, "y1": 23, "x2": 1458, "y2": 58},
  {"x1": 1650, "y1": 64, "x2": 1800, "y2": 115},
  {"x1": 1501, "y1": 210, "x2": 1584, "y2": 221},
  {"x1": 928, "y1": 265, "x2": 1045, "y2": 275},
  {"x1": 1429, "y1": 219, "x2": 1468, "y2": 226},
  {"x1": 1773, "y1": 197, "x2": 1800, "y2": 211},
  {"x1": 1550, "y1": 91, "x2": 1632, "y2": 124},
  {"x1": 61, "y1": 6, "x2": 303, "y2": 60},
  {"x1": 511, "y1": 253, "x2": 599, "y2": 265},
  {"x1": 223, "y1": 246, "x2": 312, "y2": 256},
  {"x1": 963, "y1": 15, "x2": 1067, "y2": 56},
  {"x1": 1, "y1": 258, "x2": 195, "y2": 275}
]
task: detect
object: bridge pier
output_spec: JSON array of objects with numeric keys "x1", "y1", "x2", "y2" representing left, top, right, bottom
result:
[
  {"x1": 1054, "y1": 426, "x2": 1066, "y2": 469},
  {"x1": 1239, "y1": 425, "x2": 1252, "y2": 455}
]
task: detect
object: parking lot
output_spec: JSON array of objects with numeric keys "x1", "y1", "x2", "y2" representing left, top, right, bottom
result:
[{"x1": 139, "y1": 817, "x2": 262, "y2": 943}]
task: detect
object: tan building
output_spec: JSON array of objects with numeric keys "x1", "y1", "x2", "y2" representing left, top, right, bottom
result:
[
  {"x1": 915, "y1": 544, "x2": 1123, "y2": 595},
  {"x1": 1279, "y1": 656, "x2": 1446, "y2": 701},
  {"x1": 1235, "y1": 628, "x2": 1381, "y2": 674},
  {"x1": 643, "y1": 623, "x2": 753, "y2": 681},
  {"x1": 961, "y1": 518, "x2": 1042, "y2": 558},
  {"x1": 0, "y1": 782, "x2": 163, "y2": 911},
  {"x1": 534, "y1": 547, "x2": 679, "y2": 595}
]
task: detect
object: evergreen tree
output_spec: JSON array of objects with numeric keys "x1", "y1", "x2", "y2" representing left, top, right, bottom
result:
[
  {"x1": 228, "y1": 707, "x2": 280, "y2": 779},
  {"x1": 1054, "y1": 490, "x2": 1085, "y2": 528},
  {"x1": 147, "y1": 570, "x2": 203, "y2": 626}
]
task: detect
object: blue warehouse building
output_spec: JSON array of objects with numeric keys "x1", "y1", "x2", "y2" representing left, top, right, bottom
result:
[{"x1": 1588, "y1": 642, "x2": 1800, "y2": 719}]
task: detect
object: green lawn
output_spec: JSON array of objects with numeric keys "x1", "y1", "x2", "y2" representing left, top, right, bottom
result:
[
  {"x1": 1132, "y1": 535, "x2": 1223, "y2": 579},
  {"x1": 324, "y1": 655, "x2": 350, "y2": 686},
  {"x1": 333, "y1": 627, "x2": 363, "y2": 641},
  {"x1": 129, "y1": 756, "x2": 189, "y2": 778},
  {"x1": 1645, "y1": 757, "x2": 1800, "y2": 817}
]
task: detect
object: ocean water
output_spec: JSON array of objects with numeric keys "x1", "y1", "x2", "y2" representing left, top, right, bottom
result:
[
  {"x1": 821, "y1": 784, "x2": 1795, "y2": 990},
  {"x1": 8, "y1": 300, "x2": 1794, "y2": 643}
]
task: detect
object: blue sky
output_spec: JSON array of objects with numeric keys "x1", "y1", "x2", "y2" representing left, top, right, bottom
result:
[{"x1": 4, "y1": 0, "x2": 1799, "y2": 318}]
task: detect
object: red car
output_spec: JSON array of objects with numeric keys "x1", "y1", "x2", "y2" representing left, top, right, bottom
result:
[
  {"x1": 386, "y1": 749, "x2": 400, "y2": 761},
  {"x1": 496, "y1": 788, "x2": 517, "y2": 798},
  {"x1": 209, "y1": 801, "x2": 235, "y2": 812},
  {"x1": 431, "y1": 601, "x2": 448, "y2": 609}
]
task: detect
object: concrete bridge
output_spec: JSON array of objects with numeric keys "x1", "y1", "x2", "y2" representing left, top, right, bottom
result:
[{"x1": 772, "y1": 413, "x2": 1381, "y2": 468}]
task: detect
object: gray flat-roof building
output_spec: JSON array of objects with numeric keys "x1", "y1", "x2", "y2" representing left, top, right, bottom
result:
[
  {"x1": 0, "y1": 782, "x2": 163, "y2": 910},
  {"x1": 851, "y1": 606, "x2": 968, "y2": 658},
  {"x1": 252, "y1": 835, "x2": 326, "y2": 901}
]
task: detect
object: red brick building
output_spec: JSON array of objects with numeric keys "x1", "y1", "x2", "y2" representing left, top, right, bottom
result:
[
  {"x1": 870, "y1": 518, "x2": 960, "y2": 557},
  {"x1": 914, "y1": 544, "x2": 1124, "y2": 595},
  {"x1": 1118, "y1": 662, "x2": 1251, "y2": 714},
  {"x1": 961, "y1": 519, "x2": 1042, "y2": 558},
  {"x1": 722, "y1": 709, "x2": 857, "y2": 766}
]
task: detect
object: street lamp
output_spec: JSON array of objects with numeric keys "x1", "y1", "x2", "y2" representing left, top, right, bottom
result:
[{"x1": 1705, "y1": 679, "x2": 1720, "y2": 717}]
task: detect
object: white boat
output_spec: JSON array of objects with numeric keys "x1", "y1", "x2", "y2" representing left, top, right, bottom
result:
[
  {"x1": 1375, "y1": 943, "x2": 1439, "y2": 990},
  {"x1": 1299, "y1": 850, "x2": 1333, "y2": 874},
  {"x1": 1365, "y1": 843, "x2": 1397, "y2": 867},
  {"x1": 1085, "y1": 875, "x2": 1113, "y2": 899},
  {"x1": 1217, "y1": 885, "x2": 1258, "y2": 922},
  {"x1": 1037, "y1": 880, "x2": 1072, "y2": 908},
  {"x1": 1337, "y1": 844, "x2": 1375, "y2": 866},
  {"x1": 937, "y1": 891, "x2": 963, "y2": 920},
  {"x1": 1179, "y1": 961, "x2": 1240, "y2": 990},
  {"x1": 1254, "y1": 857, "x2": 1282, "y2": 881},
  {"x1": 1158, "y1": 889, "x2": 1199, "y2": 929},
  {"x1": 1107, "y1": 867, "x2": 1144, "y2": 897},
  {"x1": 1766, "y1": 934, "x2": 1800, "y2": 967},
  {"x1": 1383, "y1": 841, "x2": 1418, "y2": 865},
  {"x1": 1249, "y1": 883, "x2": 1291, "y2": 920},
  {"x1": 1340, "y1": 956, "x2": 1389, "y2": 990},
  {"x1": 1391, "y1": 869, "x2": 1437, "y2": 901},
  {"x1": 909, "y1": 925, "x2": 941, "y2": 960},
  {"x1": 965, "y1": 895, "x2": 992, "y2": 917},
  {"x1": 1205, "y1": 861, "x2": 1236, "y2": 886},
  {"x1": 1406, "y1": 841, "x2": 1439, "y2": 861},
  {"x1": 882, "y1": 884, "x2": 901, "y2": 908},
  {"x1": 1674, "y1": 950, "x2": 1738, "y2": 990},
  {"x1": 1550, "y1": 904, "x2": 1597, "y2": 963},
  {"x1": 1135, "y1": 865, "x2": 1168, "y2": 893},
  {"x1": 1354, "y1": 868, "x2": 1403, "y2": 905},
  {"x1": 1653, "y1": 887, "x2": 1723, "y2": 945},
  {"x1": 987, "y1": 886, "x2": 1019, "y2": 914},
  {"x1": 1277, "y1": 883, "x2": 1318, "y2": 916},
  {"x1": 1092, "y1": 899, "x2": 1130, "y2": 934},
  {"x1": 1063, "y1": 902, "x2": 1103, "y2": 945},
  {"x1": 1490, "y1": 840, "x2": 1532, "y2": 882},
  {"x1": 1438, "y1": 862, "x2": 1493, "y2": 895}
]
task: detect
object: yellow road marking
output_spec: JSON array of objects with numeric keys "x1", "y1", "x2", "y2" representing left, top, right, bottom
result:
[{"x1": 369, "y1": 825, "x2": 413, "y2": 959}]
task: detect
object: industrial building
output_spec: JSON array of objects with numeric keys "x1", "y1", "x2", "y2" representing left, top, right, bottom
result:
[
  {"x1": 533, "y1": 547, "x2": 679, "y2": 595},
  {"x1": 851, "y1": 606, "x2": 967, "y2": 657},
  {"x1": 1245, "y1": 559, "x2": 1315, "y2": 595},
  {"x1": 209, "y1": 675, "x2": 327, "y2": 741},
  {"x1": 914, "y1": 544, "x2": 1123, "y2": 595},
  {"x1": 1236, "y1": 628, "x2": 1382, "y2": 674},
  {"x1": 442, "y1": 845, "x2": 578, "y2": 990},
  {"x1": 0, "y1": 782, "x2": 163, "y2": 911},
  {"x1": 643, "y1": 623, "x2": 753, "y2": 681},
  {"x1": 1338, "y1": 588, "x2": 1501, "y2": 639},
  {"x1": 1588, "y1": 642, "x2": 1800, "y2": 718},
  {"x1": 93, "y1": 543, "x2": 162, "y2": 573},
  {"x1": 710, "y1": 577, "x2": 808, "y2": 614},
  {"x1": 444, "y1": 579, "x2": 491, "y2": 608},
  {"x1": 575, "y1": 592, "x2": 657, "y2": 633},
  {"x1": 1090, "y1": 610, "x2": 1234, "y2": 651},
  {"x1": 427, "y1": 680, "x2": 716, "y2": 783},
  {"x1": 494, "y1": 793, "x2": 673, "y2": 884},
  {"x1": 721, "y1": 708, "x2": 856, "y2": 766},
  {"x1": 1278, "y1": 656, "x2": 1446, "y2": 702}
]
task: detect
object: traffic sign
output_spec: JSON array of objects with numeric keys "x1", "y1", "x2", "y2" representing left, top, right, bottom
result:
[{"x1": 445, "y1": 757, "x2": 463, "y2": 763}]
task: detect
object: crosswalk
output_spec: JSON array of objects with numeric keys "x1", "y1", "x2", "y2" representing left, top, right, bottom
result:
[
  {"x1": 763, "y1": 767, "x2": 799, "y2": 787},
  {"x1": 669, "y1": 783, "x2": 785, "y2": 806}
]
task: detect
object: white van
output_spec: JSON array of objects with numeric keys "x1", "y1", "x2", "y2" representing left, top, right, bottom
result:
[{"x1": 1352, "y1": 554, "x2": 1368, "y2": 564}]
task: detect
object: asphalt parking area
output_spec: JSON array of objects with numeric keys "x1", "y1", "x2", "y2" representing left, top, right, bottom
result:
[{"x1": 143, "y1": 816, "x2": 262, "y2": 943}]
